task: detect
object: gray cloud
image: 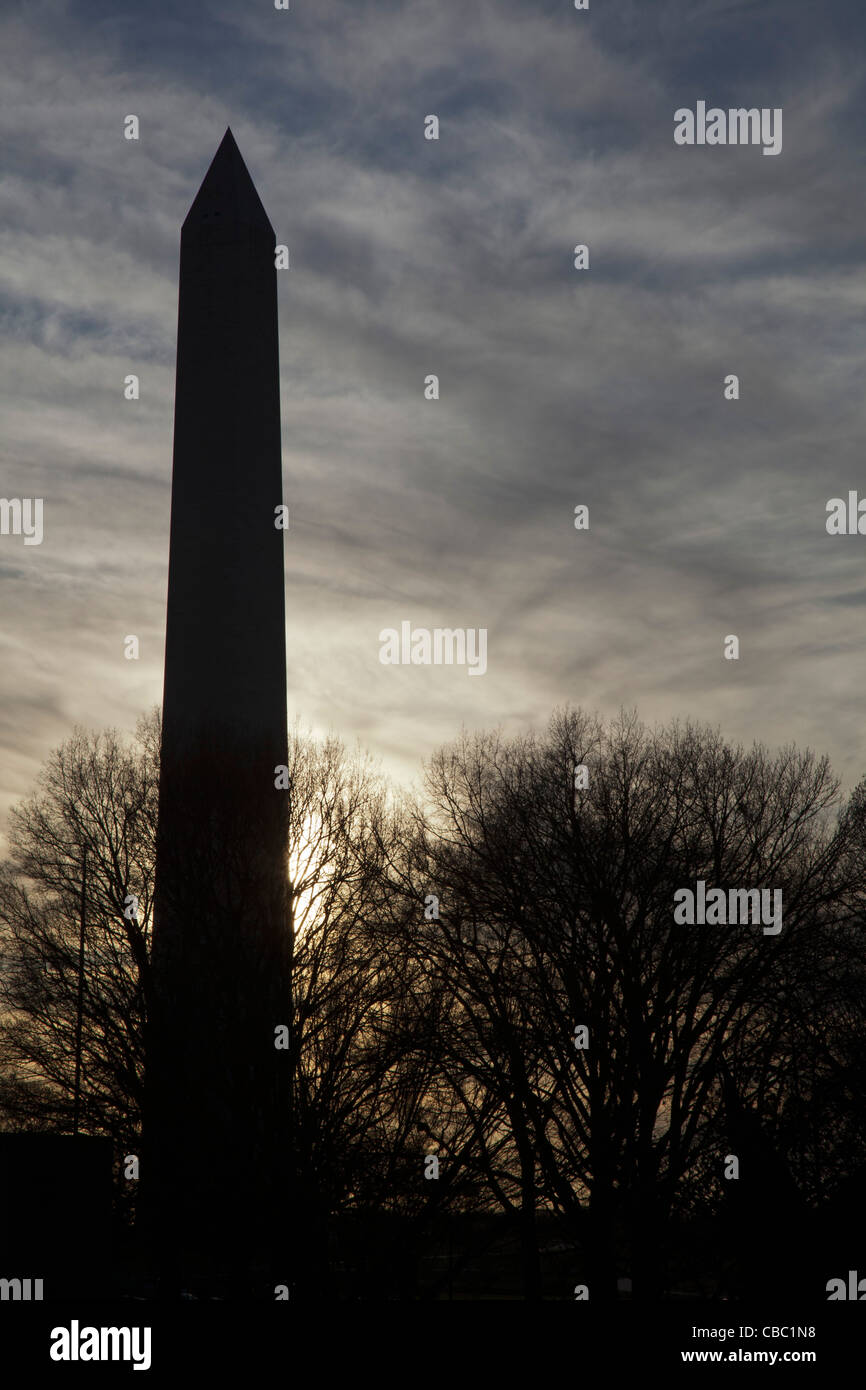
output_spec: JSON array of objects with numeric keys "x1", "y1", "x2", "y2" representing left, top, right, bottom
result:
[{"x1": 1, "y1": 0, "x2": 865, "y2": 844}]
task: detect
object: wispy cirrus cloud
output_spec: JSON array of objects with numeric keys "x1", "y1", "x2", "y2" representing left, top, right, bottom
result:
[{"x1": 1, "y1": 0, "x2": 865, "y2": 842}]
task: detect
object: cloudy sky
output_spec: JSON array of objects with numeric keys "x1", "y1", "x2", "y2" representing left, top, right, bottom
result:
[{"x1": 1, "y1": 0, "x2": 865, "y2": 840}]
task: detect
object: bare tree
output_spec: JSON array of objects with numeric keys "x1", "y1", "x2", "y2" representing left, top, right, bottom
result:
[
  {"x1": 0, "y1": 712, "x2": 455, "y2": 1294},
  {"x1": 0, "y1": 711, "x2": 158, "y2": 1152},
  {"x1": 393, "y1": 707, "x2": 856, "y2": 1299}
]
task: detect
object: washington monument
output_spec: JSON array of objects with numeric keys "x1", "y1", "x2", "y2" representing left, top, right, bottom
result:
[{"x1": 146, "y1": 129, "x2": 290, "y2": 1293}]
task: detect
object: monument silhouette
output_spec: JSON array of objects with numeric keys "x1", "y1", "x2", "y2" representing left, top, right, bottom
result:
[{"x1": 146, "y1": 129, "x2": 291, "y2": 1295}]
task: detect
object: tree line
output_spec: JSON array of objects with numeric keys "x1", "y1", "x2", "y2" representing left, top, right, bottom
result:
[{"x1": 1, "y1": 706, "x2": 864, "y2": 1299}]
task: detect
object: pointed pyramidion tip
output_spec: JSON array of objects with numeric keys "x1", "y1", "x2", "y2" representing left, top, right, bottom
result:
[{"x1": 182, "y1": 130, "x2": 274, "y2": 241}]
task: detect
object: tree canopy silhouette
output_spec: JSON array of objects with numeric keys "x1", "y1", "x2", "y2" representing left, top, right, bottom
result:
[{"x1": 1, "y1": 704, "x2": 864, "y2": 1299}]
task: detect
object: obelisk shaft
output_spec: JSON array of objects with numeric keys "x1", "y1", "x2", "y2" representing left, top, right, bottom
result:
[{"x1": 147, "y1": 130, "x2": 290, "y2": 1289}]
